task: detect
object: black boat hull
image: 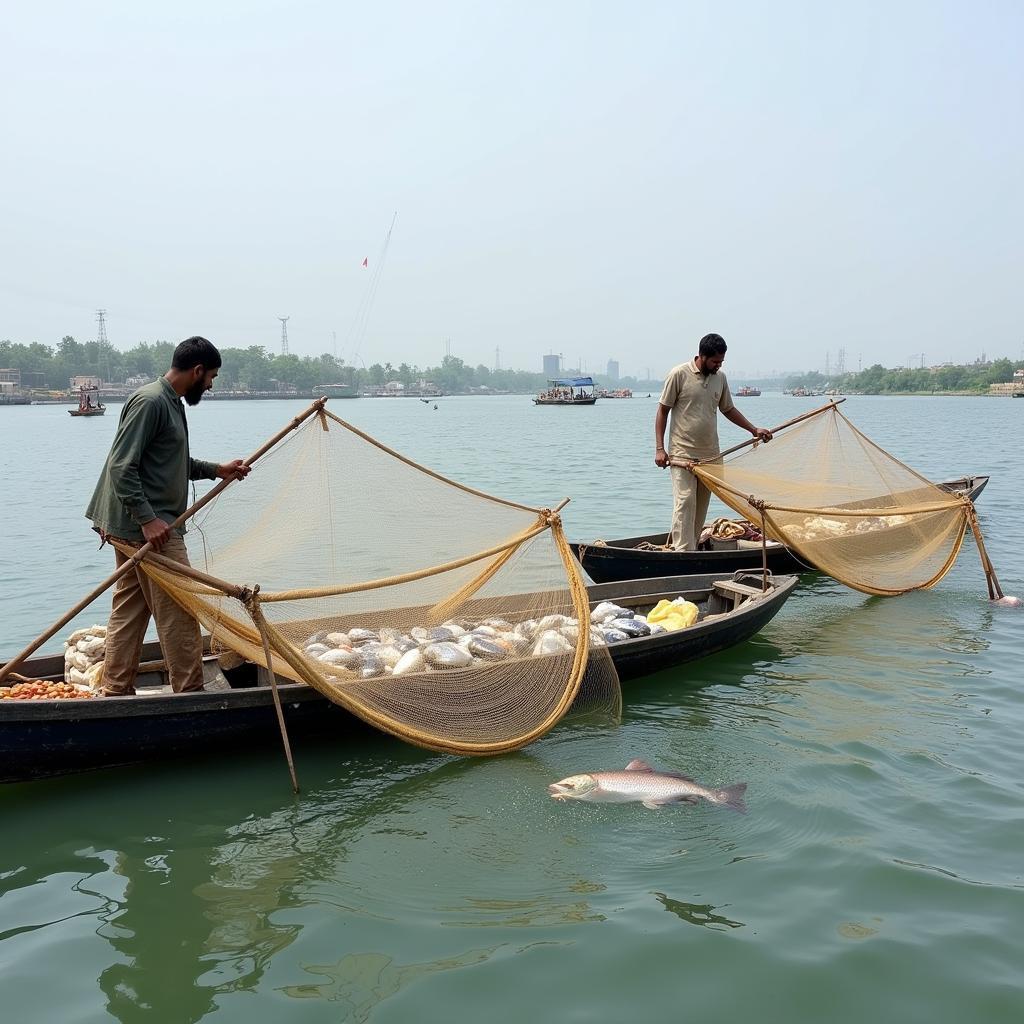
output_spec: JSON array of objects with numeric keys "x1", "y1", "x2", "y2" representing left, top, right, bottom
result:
[
  {"x1": 576, "y1": 475, "x2": 989, "y2": 585},
  {"x1": 1, "y1": 573, "x2": 797, "y2": 783}
]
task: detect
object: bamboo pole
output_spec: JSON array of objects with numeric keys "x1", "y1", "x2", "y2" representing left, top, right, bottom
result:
[
  {"x1": 967, "y1": 510, "x2": 1005, "y2": 600},
  {"x1": 247, "y1": 591, "x2": 301, "y2": 793},
  {"x1": 0, "y1": 398, "x2": 328, "y2": 683},
  {"x1": 669, "y1": 398, "x2": 846, "y2": 468}
]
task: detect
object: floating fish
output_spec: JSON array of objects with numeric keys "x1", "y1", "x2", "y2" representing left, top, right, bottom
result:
[{"x1": 549, "y1": 759, "x2": 747, "y2": 813}]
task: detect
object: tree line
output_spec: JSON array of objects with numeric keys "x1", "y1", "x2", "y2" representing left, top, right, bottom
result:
[
  {"x1": 0, "y1": 337, "x2": 656, "y2": 393},
  {"x1": 786, "y1": 358, "x2": 1019, "y2": 395}
]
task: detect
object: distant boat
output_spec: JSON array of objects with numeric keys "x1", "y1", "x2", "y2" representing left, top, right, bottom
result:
[
  {"x1": 736, "y1": 386, "x2": 761, "y2": 397},
  {"x1": 534, "y1": 376, "x2": 598, "y2": 406},
  {"x1": 68, "y1": 385, "x2": 105, "y2": 417},
  {"x1": 311, "y1": 383, "x2": 360, "y2": 399}
]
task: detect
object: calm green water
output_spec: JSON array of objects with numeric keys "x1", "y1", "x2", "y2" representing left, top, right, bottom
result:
[{"x1": 1, "y1": 394, "x2": 1022, "y2": 1023}]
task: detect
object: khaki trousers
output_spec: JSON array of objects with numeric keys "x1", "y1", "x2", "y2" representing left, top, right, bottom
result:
[
  {"x1": 670, "y1": 465, "x2": 711, "y2": 552},
  {"x1": 102, "y1": 533, "x2": 204, "y2": 696}
]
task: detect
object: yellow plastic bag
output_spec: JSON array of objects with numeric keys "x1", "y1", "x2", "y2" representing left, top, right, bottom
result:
[{"x1": 647, "y1": 598, "x2": 699, "y2": 631}]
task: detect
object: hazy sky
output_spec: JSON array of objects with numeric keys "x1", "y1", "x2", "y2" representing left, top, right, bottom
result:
[{"x1": 3, "y1": 1, "x2": 1022, "y2": 378}]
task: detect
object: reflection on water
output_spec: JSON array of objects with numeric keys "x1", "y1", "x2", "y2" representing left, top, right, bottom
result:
[
  {"x1": 280, "y1": 945, "x2": 503, "y2": 1022},
  {"x1": 654, "y1": 891, "x2": 744, "y2": 931}
]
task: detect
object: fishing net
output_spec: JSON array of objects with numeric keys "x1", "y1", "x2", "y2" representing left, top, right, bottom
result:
[
  {"x1": 692, "y1": 403, "x2": 982, "y2": 596},
  {"x1": 125, "y1": 403, "x2": 621, "y2": 755}
]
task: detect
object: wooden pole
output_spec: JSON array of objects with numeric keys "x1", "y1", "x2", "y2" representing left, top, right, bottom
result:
[
  {"x1": 967, "y1": 511, "x2": 1004, "y2": 600},
  {"x1": 669, "y1": 398, "x2": 846, "y2": 467},
  {"x1": 248, "y1": 592, "x2": 300, "y2": 794},
  {"x1": 0, "y1": 398, "x2": 328, "y2": 683}
]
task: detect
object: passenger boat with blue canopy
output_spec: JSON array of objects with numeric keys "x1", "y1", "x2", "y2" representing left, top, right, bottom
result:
[{"x1": 534, "y1": 377, "x2": 598, "y2": 405}]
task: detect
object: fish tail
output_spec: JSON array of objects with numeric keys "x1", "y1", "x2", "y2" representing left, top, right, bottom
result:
[{"x1": 713, "y1": 783, "x2": 747, "y2": 814}]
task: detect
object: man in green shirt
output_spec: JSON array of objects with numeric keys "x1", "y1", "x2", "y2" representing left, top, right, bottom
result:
[
  {"x1": 654, "y1": 333, "x2": 771, "y2": 550},
  {"x1": 86, "y1": 337, "x2": 250, "y2": 696}
]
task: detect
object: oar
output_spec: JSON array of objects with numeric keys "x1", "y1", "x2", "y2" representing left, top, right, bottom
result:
[{"x1": 0, "y1": 398, "x2": 328, "y2": 683}]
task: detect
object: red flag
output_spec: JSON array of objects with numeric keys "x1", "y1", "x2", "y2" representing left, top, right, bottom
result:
[{"x1": 361, "y1": 257, "x2": 368, "y2": 267}]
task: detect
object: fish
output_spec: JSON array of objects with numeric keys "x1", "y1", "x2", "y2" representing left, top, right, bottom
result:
[
  {"x1": 608, "y1": 617, "x2": 650, "y2": 638},
  {"x1": 463, "y1": 635, "x2": 508, "y2": 660},
  {"x1": 548, "y1": 759, "x2": 747, "y2": 813},
  {"x1": 422, "y1": 642, "x2": 473, "y2": 669},
  {"x1": 392, "y1": 649, "x2": 425, "y2": 675}
]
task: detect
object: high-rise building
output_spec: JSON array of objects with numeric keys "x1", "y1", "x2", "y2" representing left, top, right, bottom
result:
[
  {"x1": 543, "y1": 353, "x2": 561, "y2": 378},
  {"x1": 607, "y1": 359, "x2": 620, "y2": 382}
]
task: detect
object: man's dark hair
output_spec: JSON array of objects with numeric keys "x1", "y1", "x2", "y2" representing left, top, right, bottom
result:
[
  {"x1": 698, "y1": 333, "x2": 728, "y2": 358},
  {"x1": 172, "y1": 336, "x2": 222, "y2": 372}
]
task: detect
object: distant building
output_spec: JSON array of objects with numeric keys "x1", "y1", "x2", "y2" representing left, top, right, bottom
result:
[
  {"x1": 0, "y1": 368, "x2": 21, "y2": 393},
  {"x1": 607, "y1": 359, "x2": 620, "y2": 382},
  {"x1": 125, "y1": 374, "x2": 153, "y2": 388},
  {"x1": 70, "y1": 375, "x2": 102, "y2": 391},
  {"x1": 542, "y1": 353, "x2": 561, "y2": 378}
]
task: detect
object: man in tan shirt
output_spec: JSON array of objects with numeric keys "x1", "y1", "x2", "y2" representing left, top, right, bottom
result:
[{"x1": 654, "y1": 334, "x2": 771, "y2": 550}]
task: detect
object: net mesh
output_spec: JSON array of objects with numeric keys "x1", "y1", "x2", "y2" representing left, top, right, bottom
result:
[
  {"x1": 693, "y1": 404, "x2": 974, "y2": 596},
  {"x1": 131, "y1": 404, "x2": 620, "y2": 754}
]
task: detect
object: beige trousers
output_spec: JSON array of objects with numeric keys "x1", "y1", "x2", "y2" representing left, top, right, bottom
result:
[
  {"x1": 670, "y1": 465, "x2": 712, "y2": 552},
  {"x1": 102, "y1": 533, "x2": 204, "y2": 696}
]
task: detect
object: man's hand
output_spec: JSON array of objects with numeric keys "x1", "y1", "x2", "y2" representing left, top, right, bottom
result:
[
  {"x1": 141, "y1": 518, "x2": 172, "y2": 551},
  {"x1": 752, "y1": 427, "x2": 772, "y2": 442},
  {"x1": 655, "y1": 447, "x2": 670, "y2": 468},
  {"x1": 216, "y1": 459, "x2": 251, "y2": 482}
]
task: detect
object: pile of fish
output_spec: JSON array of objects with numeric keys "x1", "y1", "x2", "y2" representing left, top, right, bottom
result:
[{"x1": 301, "y1": 600, "x2": 675, "y2": 680}]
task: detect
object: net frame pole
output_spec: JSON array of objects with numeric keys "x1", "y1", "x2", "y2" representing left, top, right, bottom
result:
[
  {"x1": 247, "y1": 589, "x2": 301, "y2": 793},
  {"x1": 967, "y1": 508, "x2": 1005, "y2": 601},
  {"x1": 0, "y1": 398, "x2": 329, "y2": 683},
  {"x1": 668, "y1": 398, "x2": 847, "y2": 469}
]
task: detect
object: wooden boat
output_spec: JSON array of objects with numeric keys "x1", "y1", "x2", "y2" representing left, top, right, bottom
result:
[
  {"x1": 68, "y1": 384, "x2": 106, "y2": 416},
  {"x1": 0, "y1": 571, "x2": 797, "y2": 782},
  {"x1": 534, "y1": 376, "x2": 598, "y2": 406},
  {"x1": 575, "y1": 475, "x2": 990, "y2": 585}
]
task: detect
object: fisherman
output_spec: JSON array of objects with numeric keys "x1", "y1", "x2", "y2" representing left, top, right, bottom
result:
[
  {"x1": 654, "y1": 333, "x2": 772, "y2": 551},
  {"x1": 85, "y1": 336, "x2": 251, "y2": 696}
]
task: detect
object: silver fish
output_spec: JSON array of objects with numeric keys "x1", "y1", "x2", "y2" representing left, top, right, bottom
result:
[
  {"x1": 422, "y1": 642, "x2": 473, "y2": 669},
  {"x1": 548, "y1": 759, "x2": 747, "y2": 813},
  {"x1": 392, "y1": 649, "x2": 426, "y2": 675},
  {"x1": 608, "y1": 617, "x2": 650, "y2": 638},
  {"x1": 464, "y1": 635, "x2": 508, "y2": 661},
  {"x1": 348, "y1": 627, "x2": 379, "y2": 643},
  {"x1": 412, "y1": 625, "x2": 457, "y2": 643}
]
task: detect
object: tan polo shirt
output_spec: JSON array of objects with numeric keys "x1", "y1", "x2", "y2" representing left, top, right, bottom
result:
[{"x1": 659, "y1": 359, "x2": 735, "y2": 460}]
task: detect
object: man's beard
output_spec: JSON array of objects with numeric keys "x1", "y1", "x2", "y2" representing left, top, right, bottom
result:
[
  {"x1": 699, "y1": 362, "x2": 718, "y2": 377},
  {"x1": 184, "y1": 380, "x2": 206, "y2": 406}
]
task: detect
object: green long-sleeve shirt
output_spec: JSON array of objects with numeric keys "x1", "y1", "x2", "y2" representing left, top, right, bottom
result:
[{"x1": 85, "y1": 378, "x2": 218, "y2": 542}]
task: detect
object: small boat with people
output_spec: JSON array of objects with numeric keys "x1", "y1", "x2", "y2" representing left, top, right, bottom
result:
[
  {"x1": 68, "y1": 385, "x2": 105, "y2": 417},
  {"x1": 574, "y1": 475, "x2": 990, "y2": 584},
  {"x1": 0, "y1": 571, "x2": 797, "y2": 782},
  {"x1": 534, "y1": 376, "x2": 598, "y2": 405}
]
